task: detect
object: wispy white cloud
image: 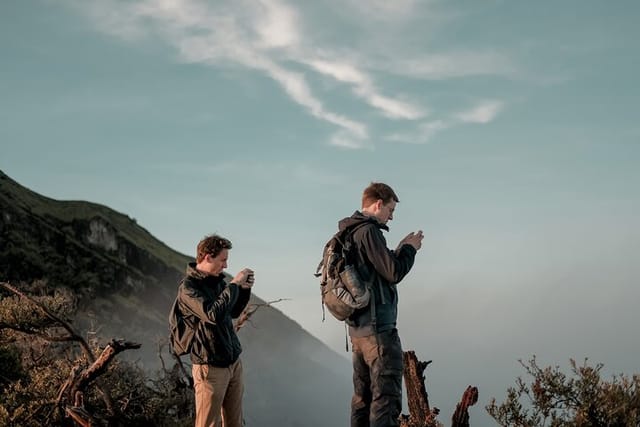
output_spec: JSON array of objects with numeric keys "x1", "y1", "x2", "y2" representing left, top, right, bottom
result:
[
  {"x1": 260, "y1": 61, "x2": 368, "y2": 138},
  {"x1": 306, "y1": 59, "x2": 426, "y2": 120},
  {"x1": 66, "y1": 0, "x2": 367, "y2": 140},
  {"x1": 456, "y1": 100, "x2": 503, "y2": 124},
  {"x1": 306, "y1": 60, "x2": 368, "y2": 86},
  {"x1": 387, "y1": 100, "x2": 504, "y2": 144},
  {"x1": 64, "y1": 0, "x2": 516, "y2": 149},
  {"x1": 317, "y1": 1, "x2": 516, "y2": 81},
  {"x1": 329, "y1": 130, "x2": 369, "y2": 150},
  {"x1": 387, "y1": 120, "x2": 450, "y2": 144},
  {"x1": 253, "y1": 0, "x2": 300, "y2": 49}
]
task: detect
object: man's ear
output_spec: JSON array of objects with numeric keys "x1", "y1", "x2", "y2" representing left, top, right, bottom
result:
[{"x1": 374, "y1": 199, "x2": 384, "y2": 212}]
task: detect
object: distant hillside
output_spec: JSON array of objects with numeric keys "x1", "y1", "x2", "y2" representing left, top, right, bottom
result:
[{"x1": 0, "y1": 170, "x2": 351, "y2": 426}]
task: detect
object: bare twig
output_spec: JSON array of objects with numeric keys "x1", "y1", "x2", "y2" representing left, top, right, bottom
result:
[
  {"x1": 158, "y1": 339, "x2": 168, "y2": 373},
  {"x1": 172, "y1": 352, "x2": 193, "y2": 388},
  {"x1": 234, "y1": 298, "x2": 290, "y2": 332}
]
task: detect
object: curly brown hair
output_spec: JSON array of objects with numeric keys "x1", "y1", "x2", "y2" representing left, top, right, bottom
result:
[{"x1": 196, "y1": 234, "x2": 232, "y2": 263}]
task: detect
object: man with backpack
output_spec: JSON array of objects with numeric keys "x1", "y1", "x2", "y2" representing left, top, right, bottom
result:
[
  {"x1": 340, "y1": 182, "x2": 423, "y2": 427},
  {"x1": 175, "y1": 234, "x2": 254, "y2": 427}
]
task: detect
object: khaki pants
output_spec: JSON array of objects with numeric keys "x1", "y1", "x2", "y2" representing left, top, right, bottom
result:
[{"x1": 192, "y1": 359, "x2": 244, "y2": 427}]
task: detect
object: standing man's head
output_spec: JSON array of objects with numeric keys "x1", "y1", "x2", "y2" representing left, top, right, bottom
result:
[
  {"x1": 361, "y1": 182, "x2": 399, "y2": 225},
  {"x1": 196, "y1": 234, "x2": 233, "y2": 276}
]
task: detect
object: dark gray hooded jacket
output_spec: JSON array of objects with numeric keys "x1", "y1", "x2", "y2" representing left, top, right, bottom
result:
[
  {"x1": 177, "y1": 263, "x2": 251, "y2": 366},
  {"x1": 339, "y1": 211, "x2": 417, "y2": 337}
]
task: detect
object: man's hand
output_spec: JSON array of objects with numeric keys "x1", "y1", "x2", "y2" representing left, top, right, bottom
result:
[
  {"x1": 232, "y1": 268, "x2": 255, "y2": 289},
  {"x1": 396, "y1": 230, "x2": 424, "y2": 251}
]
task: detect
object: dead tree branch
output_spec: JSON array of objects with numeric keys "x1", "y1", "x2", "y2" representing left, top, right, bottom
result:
[
  {"x1": 170, "y1": 352, "x2": 193, "y2": 388},
  {"x1": 157, "y1": 338, "x2": 191, "y2": 388},
  {"x1": 69, "y1": 339, "x2": 141, "y2": 399},
  {"x1": 0, "y1": 281, "x2": 131, "y2": 417},
  {"x1": 234, "y1": 298, "x2": 290, "y2": 332},
  {"x1": 451, "y1": 386, "x2": 478, "y2": 427},
  {"x1": 54, "y1": 339, "x2": 140, "y2": 426}
]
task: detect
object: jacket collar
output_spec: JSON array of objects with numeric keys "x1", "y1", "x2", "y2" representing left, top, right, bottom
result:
[
  {"x1": 186, "y1": 262, "x2": 231, "y2": 284},
  {"x1": 186, "y1": 262, "x2": 223, "y2": 281},
  {"x1": 338, "y1": 210, "x2": 388, "y2": 232}
]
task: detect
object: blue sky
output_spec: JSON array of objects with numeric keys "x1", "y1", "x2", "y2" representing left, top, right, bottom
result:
[{"x1": 2, "y1": 0, "x2": 639, "y2": 422}]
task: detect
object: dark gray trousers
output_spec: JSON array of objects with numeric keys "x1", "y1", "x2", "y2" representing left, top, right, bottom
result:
[{"x1": 350, "y1": 328, "x2": 403, "y2": 427}]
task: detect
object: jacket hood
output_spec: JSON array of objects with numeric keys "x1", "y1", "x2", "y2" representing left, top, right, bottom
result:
[
  {"x1": 186, "y1": 262, "x2": 208, "y2": 280},
  {"x1": 186, "y1": 262, "x2": 233, "y2": 283},
  {"x1": 186, "y1": 262, "x2": 227, "y2": 282},
  {"x1": 338, "y1": 210, "x2": 388, "y2": 232}
]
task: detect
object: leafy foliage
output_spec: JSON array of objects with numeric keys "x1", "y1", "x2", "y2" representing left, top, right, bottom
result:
[
  {"x1": 0, "y1": 283, "x2": 194, "y2": 426},
  {"x1": 0, "y1": 283, "x2": 76, "y2": 332},
  {"x1": 486, "y1": 356, "x2": 640, "y2": 427}
]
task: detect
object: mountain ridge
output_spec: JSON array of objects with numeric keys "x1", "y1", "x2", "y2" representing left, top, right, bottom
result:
[{"x1": 0, "y1": 169, "x2": 351, "y2": 426}]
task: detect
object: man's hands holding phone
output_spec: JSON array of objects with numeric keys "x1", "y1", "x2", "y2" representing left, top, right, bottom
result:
[
  {"x1": 397, "y1": 230, "x2": 424, "y2": 251},
  {"x1": 232, "y1": 268, "x2": 255, "y2": 289}
]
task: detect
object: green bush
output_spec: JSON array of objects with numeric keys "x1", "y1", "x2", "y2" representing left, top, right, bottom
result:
[
  {"x1": 487, "y1": 357, "x2": 640, "y2": 426},
  {"x1": 0, "y1": 284, "x2": 194, "y2": 426}
]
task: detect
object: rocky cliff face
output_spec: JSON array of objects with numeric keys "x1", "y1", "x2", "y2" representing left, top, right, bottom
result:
[
  {"x1": 0, "y1": 171, "x2": 184, "y2": 297},
  {"x1": 0, "y1": 170, "x2": 351, "y2": 426}
]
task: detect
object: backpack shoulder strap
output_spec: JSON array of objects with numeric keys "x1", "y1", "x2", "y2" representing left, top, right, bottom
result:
[
  {"x1": 315, "y1": 220, "x2": 375, "y2": 277},
  {"x1": 340, "y1": 220, "x2": 375, "y2": 245}
]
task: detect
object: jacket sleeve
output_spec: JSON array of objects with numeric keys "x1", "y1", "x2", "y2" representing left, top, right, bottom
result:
[
  {"x1": 231, "y1": 287, "x2": 251, "y2": 319},
  {"x1": 359, "y1": 226, "x2": 417, "y2": 284},
  {"x1": 178, "y1": 280, "x2": 240, "y2": 325}
]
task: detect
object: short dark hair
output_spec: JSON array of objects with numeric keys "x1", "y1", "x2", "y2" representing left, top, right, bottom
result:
[
  {"x1": 362, "y1": 182, "x2": 399, "y2": 208},
  {"x1": 196, "y1": 234, "x2": 232, "y2": 263}
]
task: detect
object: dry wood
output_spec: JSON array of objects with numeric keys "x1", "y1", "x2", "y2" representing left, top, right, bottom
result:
[
  {"x1": 451, "y1": 386, "x2": 478, "y2": 427},
  {"x1": 68, "y1": 339, "x2": 141, "y2": 399},
  {"x1": 400, "y1": 351, "x2": 478, "y2": 427},
  {"x1": 400, "y1": 350, "x2": 440, "y2": 427},
  {"x1": 1, "y1": 282, "x2": 144, "y2": 425},
  {"x1": 234, "y1": 298, "x2": 290, "y2": 331},
  {"x1": 65, "y1": 403, "x2": 95, "y2": 427}
]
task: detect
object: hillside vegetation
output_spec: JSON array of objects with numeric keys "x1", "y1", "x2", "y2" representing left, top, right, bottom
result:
[{"x1": 0, "y1": 170, "x2": 352, "y2": 426}]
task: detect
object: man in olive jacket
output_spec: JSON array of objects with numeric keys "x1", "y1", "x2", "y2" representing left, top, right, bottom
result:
[
  {"x1": 177, "y1": 234, "x2": 254, "y2": 427},
  {"x1": 342, "y1": 183, "x2": 423, "y2": 427}
]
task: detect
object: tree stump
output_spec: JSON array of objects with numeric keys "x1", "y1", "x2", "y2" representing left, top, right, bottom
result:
[
  {"x1": 451, "y1": 386, "x2": 478, "y2": 427},
  {"x1": 400, "y1": 351, "x2": 440, "y2": 427},
  {"x1": 400, "y1": 351, "x2": 478, "y2": 427}
]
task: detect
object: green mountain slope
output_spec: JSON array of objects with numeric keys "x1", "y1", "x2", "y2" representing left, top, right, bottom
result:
[{"x1": 0, "y1": 169, "x2": 351, "y2": 426}]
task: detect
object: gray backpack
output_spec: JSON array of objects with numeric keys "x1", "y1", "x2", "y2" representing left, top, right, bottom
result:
[{"x1": 315, "y1": 222, "x2": 371, "y2": 321}]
